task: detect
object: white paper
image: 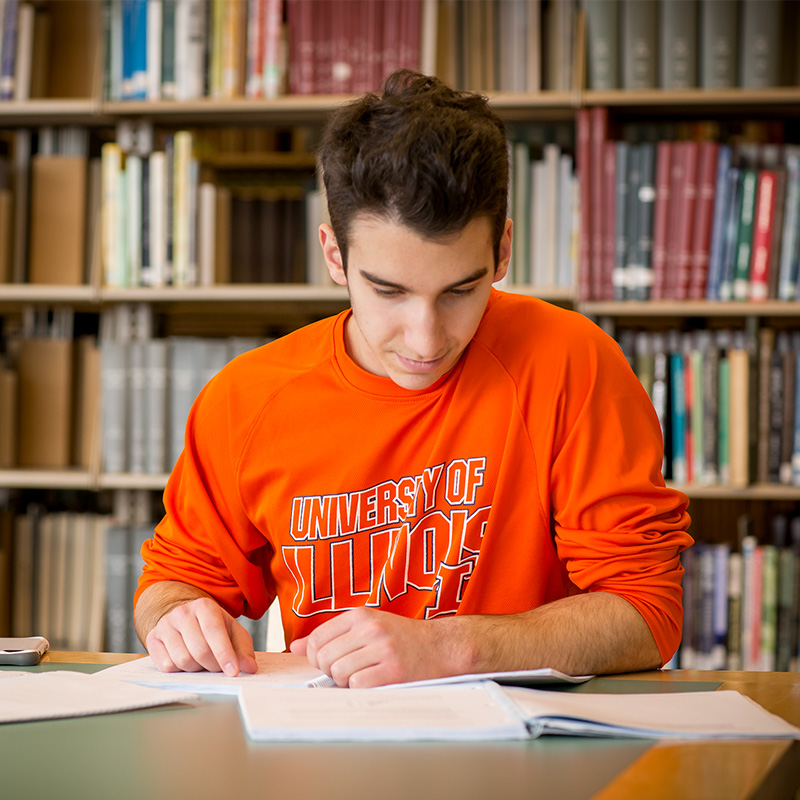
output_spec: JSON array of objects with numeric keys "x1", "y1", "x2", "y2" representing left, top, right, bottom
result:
[
  {"x1": 503, "y1": 687, "x2": 800, "y2": 740},
  {"x1": 238, "y1": 681, "x2": 530, "y2": 742},
  {"x1": 381, "y1": 667, "x2": 594, "y2": 690},
  {"x1": 98, "y1": 651, "x2": 330, "y2": 694},
  {"x1": 0, "y1": 671, "x2": 199, "y2": 724}
]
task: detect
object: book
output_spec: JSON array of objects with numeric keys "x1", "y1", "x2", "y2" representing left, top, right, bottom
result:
[
  {"x1": 705, "y1": 144, "x2": 733, "y2": 300},
  {"x1": 583, "y1": 0, "x2": 618, "y2": 90},
  {"x1": 17, "y1": 338, "x2": 73, "y2": 469},
  {"x1": 748, "y1": 169, "x2": 779, "y2": 302},
  {"x1": 28, "y1": 155, "x2": 88, "y2": 285},
  {"x1": 700, "y1": 0, "x2": 738, "y2": 88},
  {"x1": 651, "y1": 140, "x2": 672, "y2": 300},
  {"x1": 688, "y1": 140, "x2": 718, "y2": 299},
  {"x1": 621, "y1": 0, "x2": 656, "y2": 89},
  {"x1": 777, "y1": 146, "x2": 800, "y2": 300},
  {"x1": 739, "y1": 0, "x2": 782, "y2": 89},
  {"x1": 731, "y1": 168, "x2": 758, "y2": 301},
  {"x1": 238, "y1": 682, "x2": 800, "y2": 743},
  {"x1": 659, "y1": 0, "x2": 697, "y2": 89}
]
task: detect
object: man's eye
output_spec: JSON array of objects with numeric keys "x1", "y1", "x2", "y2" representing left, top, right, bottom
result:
[
  {"x1": 373, "y1": 286, "x2": 400, "y2": 297},
  {"x1": 450, "y1": 286, "x2": 477, "y2": 297}
]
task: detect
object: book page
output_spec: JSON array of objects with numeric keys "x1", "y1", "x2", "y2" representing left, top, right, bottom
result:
[
  {"x1": 0, "y1": 671, "x2": 198, "y2": 724},
  {"x1": 238, "y1": 681, "x2": 530, "y2": 742},
  {"x1": 503, "y1": 687, "x2": 800, "y2": 739},
  {"x1": 97, "y1": 651, "x2": 329, "y2": 694},
  {"x1": 381, "y1": 667, "x2": 594, "y2": 690}
]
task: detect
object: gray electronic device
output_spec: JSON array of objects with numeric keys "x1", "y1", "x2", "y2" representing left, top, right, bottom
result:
[{"x1": 0, "y1": 636, "x2": 50, "y2": 665}]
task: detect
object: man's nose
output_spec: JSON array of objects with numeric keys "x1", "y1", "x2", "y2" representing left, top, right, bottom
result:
[{"x1": 404, "y1": 302, "x2": 446, "y2": 359}]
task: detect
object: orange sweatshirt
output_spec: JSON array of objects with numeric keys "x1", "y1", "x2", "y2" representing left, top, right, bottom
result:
[{"x1": 137, "y1": 290, "x2": 692, "y2": 664}]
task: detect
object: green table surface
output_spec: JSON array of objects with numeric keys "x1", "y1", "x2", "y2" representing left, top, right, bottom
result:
[{"x1": 0, "y1": 662, "x2": 721, "y2": 800}]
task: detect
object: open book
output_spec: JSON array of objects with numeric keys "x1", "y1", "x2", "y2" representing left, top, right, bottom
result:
[
  {"x1": 237, "y1": 681, "x2": 800, "y2": 743},
  {"x1": 98, "y1": 652, "x2": 592, "y2": 694}
]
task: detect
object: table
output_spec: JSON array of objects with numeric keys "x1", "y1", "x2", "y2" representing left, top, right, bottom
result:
[{"x1": 2, "y1": 651, "x2": 798, "y2": 800}]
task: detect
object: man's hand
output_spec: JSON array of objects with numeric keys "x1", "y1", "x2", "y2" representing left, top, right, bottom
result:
[
  {"x1": 289, "y1": 608, "x2": 467, "y2": 688},
  {"x1": 136, "y1": 582, "x2": 257, "y2": 677}
]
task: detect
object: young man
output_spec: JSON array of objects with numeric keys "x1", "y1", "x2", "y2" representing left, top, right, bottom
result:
[{"x1": 135, "y1": 71, "x2": 692, "y2": 687}]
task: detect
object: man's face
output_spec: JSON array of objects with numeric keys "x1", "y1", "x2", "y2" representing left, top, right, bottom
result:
[{"x1": 321, "y1": 214, "x2": 511, "y2": 391}]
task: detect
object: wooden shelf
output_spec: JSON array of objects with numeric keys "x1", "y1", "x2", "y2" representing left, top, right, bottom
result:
[
  {"x1": 0, "y1": 98, "x2": 110, "y2": 125},
  {"x1": 98, "y1": 473, "x2": 170, "y2": 491},
  {"x1": 0, "y1": 469, "x2": 95, "y2": 490},
  {"x1": 669, "y1": 482, "x2": 800, "y2": 500},
  {"x1": 581, "y1": 300, "x2": 800, "y2": 318}
]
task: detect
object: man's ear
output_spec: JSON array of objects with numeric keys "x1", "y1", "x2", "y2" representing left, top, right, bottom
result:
[
  {"x1": 319, "y1": 224, "x2": 347, "y2": 287},
  {"x1": 493, "y1": 218, "x2": 513, "y2": 284}
]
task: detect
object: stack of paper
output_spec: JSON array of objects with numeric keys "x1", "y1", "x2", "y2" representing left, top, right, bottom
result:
[{"x1": 0, "y1": 671, "x2": 198, "y2": 724}]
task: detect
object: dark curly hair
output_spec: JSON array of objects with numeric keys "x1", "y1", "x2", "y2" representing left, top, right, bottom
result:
[{"x1": 318, "y1": 70, "x2": 509, "y2": 271}]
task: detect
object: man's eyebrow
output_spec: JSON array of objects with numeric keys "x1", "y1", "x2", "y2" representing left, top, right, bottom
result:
[{"x1": 359, "y1": 267, "x2": 489, "y2": 291}]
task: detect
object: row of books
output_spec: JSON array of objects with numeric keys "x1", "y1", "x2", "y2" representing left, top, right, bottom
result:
[
  {"x1": 0, "y1": 505, "x2": 272, "y2": 653},
  {"x1": 584, "y1": 0, "x2": 792, "y2": 92},
  {"x1": 101, "y1": 125, "x2": 323, "y2": 288},
  {"x1": 505, "y1": 137, "x2": 578, "y2": 289},
  {"x1": 100, "y1": 306, "x2": 270, "y2": 476},
  {"x1": 675, "y1": 516, "x2": 800, "y2": 672},
  {"x1": 0, "y1": 309, "x2": 99, "y2": 472},
  {"x1": 618, "y1": 326, "x2": 800, "y2": 488},
  {"x1": 578, "y1": 110, "x2": 800, "y2": 302},
  {"x1": 103, "y1": 0, "x2": 425, "y2": 101}
]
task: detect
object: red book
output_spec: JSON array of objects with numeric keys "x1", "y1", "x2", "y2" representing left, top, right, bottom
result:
[
  {"x1": 673, "y1": 140, "x2": 699, "y2": 300},
  {"x1": 688, "y1": 141, "x2": 720, "y2": 299},
  {"x1": 749, "y1": 169, "x2": 778, "y2": 302},
  {"x1": 590, "y1": 106, "x2": 608, "y2": 301},
  {"x1": 602, "y1": 140, "x2": 617, "y2": 300},
  {"x1": 287, "y1": 0, "x2": 315, "y2": 94},
  {"x1": 650, "y1": 141, "x2": 673, "y2": 301},
  {"x1": 576, "y1": 108, "x2": 592, "y2": 301}
]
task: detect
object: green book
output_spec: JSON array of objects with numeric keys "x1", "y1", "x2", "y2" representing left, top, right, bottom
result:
[
  {"x1": 759, "y1": 544, "x2": 778, "y2": 671},
  {"x1": 718, "y1": 354, "x2": 730, "y2": 484},
  {"x1": 732, "y1": 169, "x2": 758, "y2": 301}
]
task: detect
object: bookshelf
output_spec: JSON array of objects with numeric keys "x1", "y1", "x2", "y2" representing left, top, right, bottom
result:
[{"x1": 1, "y1": 0, "x2": 799, "y2": 667}]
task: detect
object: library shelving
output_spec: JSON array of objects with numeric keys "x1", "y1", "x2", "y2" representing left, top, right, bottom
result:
[{"x1": 2, "y1": 0, "x2": 800, "y2": 666}]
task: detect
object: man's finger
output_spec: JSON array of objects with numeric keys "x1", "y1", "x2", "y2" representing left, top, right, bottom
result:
[{"x1": 229, "y1": 622, "x2": 258, "y2": 674}]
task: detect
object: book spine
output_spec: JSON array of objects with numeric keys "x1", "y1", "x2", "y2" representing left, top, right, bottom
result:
[
  {"x1": 621, "y1": 0, "x2": 656, "y2": 89},
  {"x1": 146, "y1": 0, "x2": 162, "y2": 100},
  {"x1": 748, "y1": 170, "x2": 778, "y2": 302},
  {"x1": 659, "y1": 0, "x2": 697, "y2": 89},
  {"x1": 674, "y1": 141, "x2": 699, "y2": 300},
  {"x1": 262, "y1": 0, "x2": 284, "y2": 98},
  {"x1": 726, "y1": 550, "x2": 742, "y2": 669},
  {"x1": 633, "y1": 141, "x2": 656, "y2": 301},
  {"x1": 718, "y1": 167, "x2": 743, "y2": 301},
  {"x1": 688, "y1": 141, "x2": 719, "y2": 299},
  {"x1": 705, "y1": 144, "x2": 733, "y2": 300},
  {"x1": 700, "y1": 0, "x2": 738, "y2": 88},
  {"x1": 780, "y1": 342, "x2": 796, "y2": 484},
  {"x1": 739, "y1": 0, "x2": 781, "y2": 88},
  {"x1": 650, "y1": 141, "x2": 672, "y2": 301},
  {"x1": 732, "y1": 168, "x2": 758, "y2": 301},
  {"x1": 623, "y1": 144, "x2": 642, "y2": 302},
  {"x1": 760, "y1": 544, "x2": 778, "y2": 671},
  {"x1": 602, "y1": 140, "x2": 617, "y2": 300},
  {"x1": 590, "y1": 106, "x2": 608, "y2": 301},
  {"x1": 247, "y1": 0, "x2": 265, "y2": 97},
  {"x1": 0, "y1": 0, "x2": 19, "y2": 100},
  {"x1": 776, "y1": 544, "x2": 796, "y2": 671},
  {"x1": 670, "y1": 349, "x2": 687, "y2": 485},
  {"x1": 711, "y1": 543, "x2": 730, "y2": 669},
  {"x1": 778, "y1": 150, "x2": 800, "y2": 300},
  {"x1": 576, "y1": 108, "x2": 592, "y2": 300},
  {"x1": 611, "y1": 141, "x2": 628, "y2": 301},
  {"x1": 583, "y1": 0, "x2": 619, "y2": 90},
  {"x1": 160, "y1": 0, "x2": 176, "y2": 98}
]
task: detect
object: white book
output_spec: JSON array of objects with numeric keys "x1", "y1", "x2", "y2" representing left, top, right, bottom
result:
[
  {"x1": 12, "y1": 1, "x2": 34, "y2": 101},
  {"x1": 105, "y1": 524, "x2": 131, "y2": 653},
  {"x1": 504, "y1": 687, "x2": 800, "y2": 740},
  {"x1": 126, "y1": 153, "x2": 143, "y2": 287},
  {"x1": 100, "y1": 339, "x2": 129, "y2": 474},
  {"x1": 101, "y1": 143, "x2": 123, "y2": 287},
  {"x1": 530, "y1": 159, "x2": 546, "y2": 287},
  {"x1": 144, "y1": 338, "x2": 168, "y2": 475},
  {"x1": 146, "y1": 0, "x2": 163, "y2": 100},
  {"x1": 198, "y1": 181, "x2": 216, "y2": 286},
  {"x1": 239, "y1": 682, "x2": 529, "y2": 743},
  {"x1": 148, "y1": 150, "x2": 167, "y2": 287},
  {"x1": 127, "y1": 339, "x2": 147, "y2": 473}
]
